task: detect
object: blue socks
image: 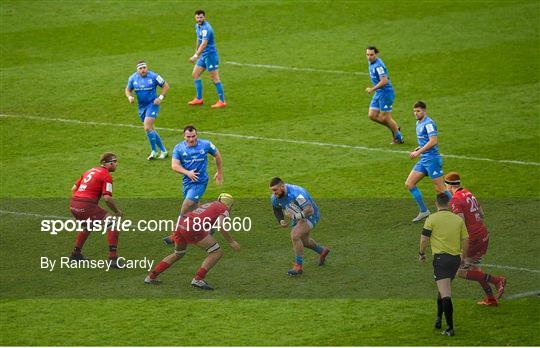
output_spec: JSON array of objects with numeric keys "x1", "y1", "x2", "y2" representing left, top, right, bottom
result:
[
  {"x1": 146, "y1": 130, "x2": 157, "y2": 152},
  {"x1": 154, "y1": 132, "x2": 166, "y2": 152},
  {"x1": 194, "y1": 79, "x2": 203, "y2": 99},
  {"x1": 214, "y1": 81, "x2": 225, "y2": 101},
  {"x1": 312, "y1": 245, "x2": 324, "y2": 254},
  {"x1": 295, "y1": 255, "x2": 303, "y2": 266},
  {"x1": 409, "y1": 187, "x2": 428, "y2": 212}
]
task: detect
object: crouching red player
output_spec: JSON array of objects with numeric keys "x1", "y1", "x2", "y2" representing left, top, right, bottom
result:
[
  {"x1": 145, "y1": 193, "x2": 240, "y2": 290},
  {"x1": 445, "y1": 172, "x2": 506, "y2": 306},
  {"x1": 69, "y1": 153, "x2": 123, "y2": 267}
]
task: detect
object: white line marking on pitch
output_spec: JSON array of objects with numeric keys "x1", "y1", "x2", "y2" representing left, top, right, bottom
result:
[
  {"x1": 1, "y1": 113, "x2": 539, "y2": 167},
  {"x1": 507, "y1": 290, "x2": 540, "y2": 300},
  {"x1": 225, "y1": 61, "x2": 367, "y2": 76},
  {"x1": 482, "y1": 263, "x2": 540, "y2": 274},
  {"x1": 0, "y1": 209, "x2": 69, "y2": 220},
  {"x1": 5, "y1": 209, "x2": 540, "y2": 276}
]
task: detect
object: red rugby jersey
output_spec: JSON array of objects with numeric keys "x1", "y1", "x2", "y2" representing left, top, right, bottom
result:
[
  {"x1": 72, "y1": 167, "x2": 113, "y2": 202},
  {"x1": 450, "y1": 188, "x2": 487, "y2": 236},
  {"x1": 180, "y1": 201, "x2": 230, "y2": 233}
]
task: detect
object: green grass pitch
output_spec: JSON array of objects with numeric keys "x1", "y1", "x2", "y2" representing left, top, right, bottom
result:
[{"x1": 1, "y1": 0, "x2": 539, "y2": 346}]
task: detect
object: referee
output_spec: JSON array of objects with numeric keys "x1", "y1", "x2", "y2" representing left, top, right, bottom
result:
[{"x1": 419, "y1": 193, "x2": 469, "y2": 337}]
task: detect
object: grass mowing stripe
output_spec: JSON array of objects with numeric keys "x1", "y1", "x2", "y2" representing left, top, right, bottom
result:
[
  {"x1": 3, "y1": 207, "x2": 540, "y2": 276},
  {"x1": 2, "y1": 113, "x2": 539, "y2": 167}
]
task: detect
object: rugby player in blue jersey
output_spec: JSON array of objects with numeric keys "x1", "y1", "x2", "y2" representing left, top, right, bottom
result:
[
  {"x1": 187, "y1": 10, "x2": 226, "y2": 108},
  {"x1": 173, "y1": 125, "x2": 223, "y2": 214},
  {"x1": 405, "y1": 101, "x2": 452, "y2": 222},
  {"x1": 163, "y1": 125, "x2": 223, "y2": 244},
  {"x1": 270, "y1": 177, "x2": 330, "y2": 276},
  {"x1": 125, "y1": 60, "x2": 169, "y2": 160},
  {"x1": 365, "y1": 47, "x2": 404, "y2": 144}
]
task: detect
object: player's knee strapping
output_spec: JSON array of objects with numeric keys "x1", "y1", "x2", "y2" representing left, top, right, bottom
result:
[
  {"x1": 206, "y1": 243, "x2": 220, "y2": 254},
  {"x1": 174, "y1": 249, "x2": 186, "y2": 256}
]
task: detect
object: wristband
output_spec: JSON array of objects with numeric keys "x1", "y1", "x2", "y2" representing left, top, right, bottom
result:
[{"x1": 158, "y1": 95, "x2": 164, "y2": 100}]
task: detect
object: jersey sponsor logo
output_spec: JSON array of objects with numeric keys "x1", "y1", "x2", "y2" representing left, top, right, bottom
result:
[
  {"x1": 182, "y1": 151, "x2": 188, "y2": 157},
  {"x1": 156, "y1": 75, "x2": 164, "y2": 84},
  {"x1": 376, "y1": 66, "x2": 385, "y2": 75},
  {"x1": 209, "y1": 65, "x2": 214, "y2": 69},
  {"x1": 202, "y1": 29, "x2": 207, "y2": 37},
  {"x1": 106, "y1": 182, "x2": 113, "y2": 192},
  {"x1": 133, "y1": 81, "x2": 138, "y2": 85},
  {"x1": 199, "y1": 149, "x2": 205, "y2": 154},
  {"x1": 210, "y1": 143, "x2": 216, "y2": 150},
  {"x1": 432, "y1": 171, "x2": 439, "y2": 175},
  {"x1": 296, "y1": 194, "x2": 307, "y2": 206},
  {"x1": 426, "y1": 124, "x2": 435, "y2": 133}
]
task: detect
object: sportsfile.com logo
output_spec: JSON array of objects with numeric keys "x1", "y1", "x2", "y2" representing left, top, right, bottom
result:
[{"x1": 40, "y1": 216, "x2": 252, "y2": 235}]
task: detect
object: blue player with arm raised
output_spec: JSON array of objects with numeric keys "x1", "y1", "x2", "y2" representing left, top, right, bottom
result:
[
  {"x1": 269, "y1": 177, "x2": 330, "y2": 276},
  {"x1": 125, "y1": 60, "x2": 169, "y2": 160},
  {"x1": 365, "y1": 46, "x2": 404, "y2": 144},
  {"x1": 187, "y1": 9, "x2": 226, "y2": 108},
  {"x1": 405, "y1": 101, "x2": 452, "y2": 222}
]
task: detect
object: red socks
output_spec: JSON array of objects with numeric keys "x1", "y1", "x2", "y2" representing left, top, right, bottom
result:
[
  {"x1": 107, "y1": 230, "x2": 119, "y2": 259},
  {"x1": 150, "y1": 261, "x2": 171, "y2": 279},
  {"x1": 466, "y1": 269, "x2": 496, "y2": 299},
  {"x1": 73, "y1": 231, "x2": 89, "y2": 253},
  {"x1": 194, "y1": 267, "x2": 208, "y2": 280}
]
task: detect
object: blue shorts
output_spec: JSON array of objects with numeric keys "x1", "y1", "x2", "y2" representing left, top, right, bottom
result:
[
  {"x1": 369, "y1": 90, "x2": 394, "y2": 112},
  {"x1": 196, "y1": 53, "x2": 220, "y2": 72},
  {"x1": 182, "y1": 182, "x2": 208, "y2": 202},
  {"x1": 413, "y1": 156, "x2": 444, "y2": 179},
  {"x1": 138, "y1": 103, "x2": 160, "y2": 122}
]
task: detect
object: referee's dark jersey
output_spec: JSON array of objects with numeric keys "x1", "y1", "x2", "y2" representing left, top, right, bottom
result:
[{"x1": 422, "y1": 210, "x2": 468, "y2": 280}]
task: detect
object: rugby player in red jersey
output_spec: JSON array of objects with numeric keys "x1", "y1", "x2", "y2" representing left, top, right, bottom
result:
[
  {"x1": 69, "y1": 153, "x2": 123, "y2": 267},
  {"x1": 145, "y1": 193, "x2": 240, "y2": 290},
  {"x1": 445, "y1": 172, "x2": 506, "y2": 306}
]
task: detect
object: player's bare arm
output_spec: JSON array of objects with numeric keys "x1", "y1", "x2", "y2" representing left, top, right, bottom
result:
[
  {"x1": 366, "y1": 75, "x2": 388, "y2": 94},
  {"x1": 189, "y1": 40, "x2": 208, "y2": 63},
  {"x1": 216, "y1": 214, "x2": 240, "y2": 251},
  {"x1": 125, "y1": 87, "x2": 135, "y2": 103},
  {"x1": 461, "y1": 237, "x2": 469, "y2": 264},
  {"x1": 153, "y1": 82, "x2": 169, "y2": 106},
  {"x1": 479, "y1": 206, "x2": 485, "y2": 219},
  {"x1": 172, "y1": 158, "x2": 199, "y2": 182},
  {"x1": 103, "y1": 194, "x2": 122, "y2": 216},
  {"x1": 410, "y1": 135, "x2": 438, "y2": 159},
  {"x1": 272, "y1": 206, "x2": 288, "y2": 228},
  {"x1": 212, "y1": 149, "x2": 223, "y2": 185},
  {"x1": 419, "y1": 234, "x2": 429, "y2": 262},
  {"x1": 301, "y1": 204, "x2": 314, "y2": 218}
]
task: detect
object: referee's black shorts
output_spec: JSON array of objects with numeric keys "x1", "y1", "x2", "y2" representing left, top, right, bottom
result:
[{"x1": 433, "y1": 253, "x2": 461, "y2": 281}]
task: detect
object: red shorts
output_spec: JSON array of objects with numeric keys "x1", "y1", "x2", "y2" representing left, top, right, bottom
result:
[
  {"x1": 70, "y1": 198, "x2": 107, "y2": 222},
  {"x1": 173, "y1": 226, "x2": 208, "y2": 245},
  {"x1": 467, "y1": 232, "x2": 489, "y2": 261}
]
